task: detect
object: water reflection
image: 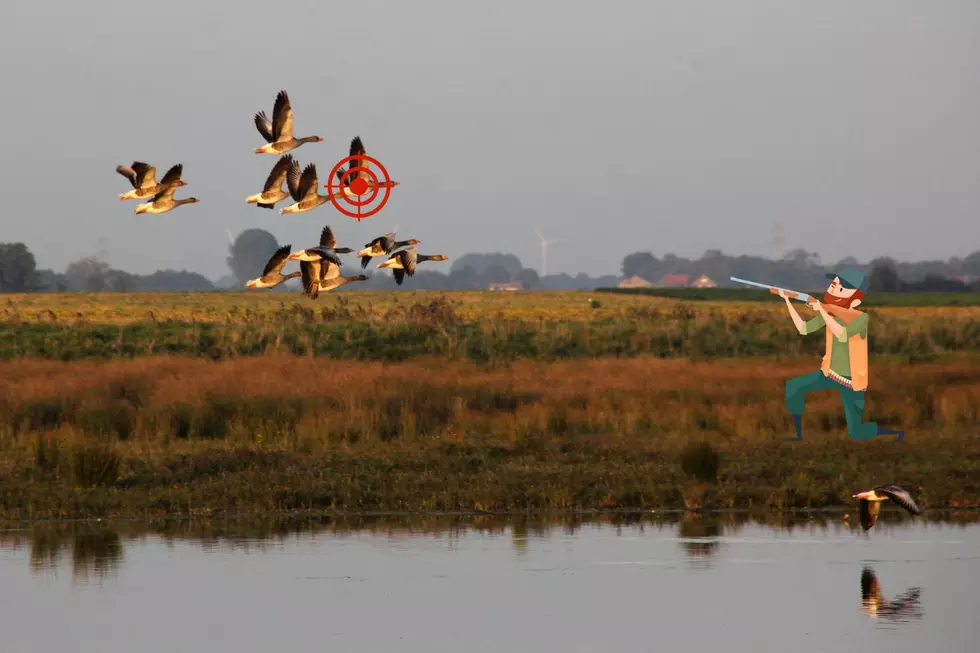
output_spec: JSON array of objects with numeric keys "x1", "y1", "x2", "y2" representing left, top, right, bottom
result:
[
  {"x1": 1, "y1": 509, "x2": 977, "y2": 581},
  {"x1": 19, "y1": 522, "x2": 124, "y2": 583},
  {"x1": 860, "y1": 565, "x2": 924, "y2": 624},
  {"x1": 677, "y1": 513, "x2": 722, "y2": 567}
]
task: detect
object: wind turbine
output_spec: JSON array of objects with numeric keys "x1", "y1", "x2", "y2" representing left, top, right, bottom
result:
[{"x1": 535, "y1": 228, "x2": 564, "y2": 277}]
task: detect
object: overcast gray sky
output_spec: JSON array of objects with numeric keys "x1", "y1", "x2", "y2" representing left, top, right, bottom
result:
[{"x1": 2, "y1": 0, "x2": 978, "y2": 279}]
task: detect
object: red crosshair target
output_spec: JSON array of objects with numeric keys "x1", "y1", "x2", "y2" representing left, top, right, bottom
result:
[{"x1": 324, "y1": 153, "x2": 399, "y2": 221}]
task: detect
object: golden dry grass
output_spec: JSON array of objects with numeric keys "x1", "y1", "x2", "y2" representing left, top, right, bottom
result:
[
  {"x1": 1, "y1": 355, "x2": 977, "y2": 519},
  {"x1": 4, "y1": 290, "x2": 979, "y2": 325}
]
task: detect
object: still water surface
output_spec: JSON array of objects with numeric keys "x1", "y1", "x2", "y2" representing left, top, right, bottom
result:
[{"x1": 1, "y1": 512, "x2": 977, "y2": 652}]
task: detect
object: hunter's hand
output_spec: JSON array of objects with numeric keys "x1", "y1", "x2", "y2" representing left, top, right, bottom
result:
[
  {"x1": 769, "y1": 288, "x2": 791, "y2": 300},
  {"x1": 806, "y1": 297, "x2": 822, "y2": 311}
]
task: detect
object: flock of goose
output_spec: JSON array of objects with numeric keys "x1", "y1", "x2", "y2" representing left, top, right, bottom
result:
[{"x1": 114, "y1": 89, "x2": 447, "y2": 298}]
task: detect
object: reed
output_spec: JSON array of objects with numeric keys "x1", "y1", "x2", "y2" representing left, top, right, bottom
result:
[{"x1": 0, "y1": 355, "x2": 977, "y2": 520}]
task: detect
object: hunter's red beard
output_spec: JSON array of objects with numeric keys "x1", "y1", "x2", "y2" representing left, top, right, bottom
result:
[{"x1": 823, "y1": 291, "x2": 860, "y2": 308}]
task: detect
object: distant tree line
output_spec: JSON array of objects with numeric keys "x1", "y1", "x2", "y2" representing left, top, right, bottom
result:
[
  {"x1": 622, "y1": 248, "x2": 980, "y2": 293},
  {"x1": 1, "y1": 235, "x2": 978, "y2": 293}
]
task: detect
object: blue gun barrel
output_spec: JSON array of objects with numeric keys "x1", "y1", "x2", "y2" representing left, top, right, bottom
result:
[{"x1": 729, "y1": 277, "x2": 812, "y2": 303}]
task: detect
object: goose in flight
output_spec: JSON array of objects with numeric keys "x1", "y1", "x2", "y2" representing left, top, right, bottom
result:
[
  {"x1": 116, "y1": 162, "x2": 187, "y2": 200},
  {"x1": 356, "y1": 232, "x2": 421, "y2": 269},
  {"x1": 246, "y1": 155, "x2": 295, "y2": 209},
  {"x1": 377, "y1": 247, "x2": 448, "y2": 285},
  {"x1": 254, "y1": 90, "x2": 323, "y2": 154},
  {"x1": 852, "y1": 485, "x2": 921, "y2": 531},
  {"x1": 328, "y1": 136, "x2": 401, "y2": 196},
  {"x1": 299, "y1": 256, "x2": 368, "y2": 299},
  {"x1": 134, "y1": 180, "x2": 199, "y2": 214},
  {"x1": 280, "y1": 162, "x2": 340, "y2": 215},
  {"x1": 287, "y1": 224, "x2": 352, "y2": 267},
  {"x1": 246, "y1": 244, "x2": 301, "y2": 289}
]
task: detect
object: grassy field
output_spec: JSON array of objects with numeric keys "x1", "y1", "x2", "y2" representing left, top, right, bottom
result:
[
  {"x1": 1, "y1": 291, "x2": 977, "y2": 521},
  {"x1": 1, "y1": 355, "x2": 978, "y2": 520},
  {"x1": 1, "y1": 291, "x2": 978, "y2": 362},
  {"x1": 599, "y1": 286, "x2": 980, "y2": 306}
]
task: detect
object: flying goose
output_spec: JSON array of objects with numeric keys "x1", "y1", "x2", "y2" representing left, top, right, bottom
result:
[
  {"x1": 356, "y1": 232, "x2": 421, "y2": 268},
  {"x1": 280, "y1": 162, "x2": 340, "y2": 215},
  {"x1": 287, "y1": 224, "x2": 352, "y2": 266},
  {"x1": 254, "y1": 90, "x2": 323, "y2": 154},
  {"x1": 134, "y1": 181, "x2": 199, "y2": 214},
  {"x1": 376, "y1": 247, "x2": 448, "y2": 285},
  {"x1": 116, "y1": 162, "x2": 187, "y2": 200},
  {"x1": 328, "y1": 136, "x2": 401, "y2": 196},
  {"x1": 246, "y1": 244, "x2": 301, "y2": 289},
  {"x1": 852, "y1": 485, "x2": 921, "y2": 531},
  {"x1": 299, "y1": 257, "x2": 368, "y2": 299},
  {"x1": 246, "y1": 154, "x2": 295, "y2": 209}
]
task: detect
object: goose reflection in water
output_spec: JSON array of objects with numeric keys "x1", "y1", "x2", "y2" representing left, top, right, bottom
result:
[{"x1": 860, "y1": 565, "x2": 924, "y2": 624}]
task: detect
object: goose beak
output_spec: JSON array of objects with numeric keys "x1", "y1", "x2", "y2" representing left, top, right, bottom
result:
[{"x1": 254, "y1": 146, "x2": 265, "y2": 154}]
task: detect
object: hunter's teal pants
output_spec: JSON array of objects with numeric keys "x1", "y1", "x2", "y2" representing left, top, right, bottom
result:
[{"x1": 785, "y1": 370, "x2": 880, "y2": 440}]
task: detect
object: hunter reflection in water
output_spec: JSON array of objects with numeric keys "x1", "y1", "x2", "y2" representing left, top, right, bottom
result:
[{"x1": 861, "y1": 565, "x2": 924, "y2": 624}]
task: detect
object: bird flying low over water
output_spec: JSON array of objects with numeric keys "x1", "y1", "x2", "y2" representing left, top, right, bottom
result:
[
  {"x1": 852, "y1": 485, "x2": 921, "y2": 531},
  {"x1": 287, "y1": 224, "x2": 352, "y2": 267},
  {"x1": 377, "y1": 247, "x2": 448, "y2": 285},
  {"x1": 357, "y1": 232, "x2": 421, "y2": 268},
  {"x1": 246, "y1": 155, "x2": 295, "y2": 209},
  {"x1": 116, "y1": 162, "x2": 187, "y2": 200},
  {"x1": 254, "y1": 90, "x2": 323, "y2": 154},
  {"x1": 246, "y1": 244, "x2": 301, "y2": 289}
]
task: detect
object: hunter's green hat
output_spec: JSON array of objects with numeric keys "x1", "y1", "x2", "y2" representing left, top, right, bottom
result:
[{"x1": 826, "y1": 267, "x2": 868, "y2": 292}]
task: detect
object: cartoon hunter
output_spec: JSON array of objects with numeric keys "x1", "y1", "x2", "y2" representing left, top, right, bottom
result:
[{"x1": 771, "y1": 268, "x2": 904, "y2": 442}]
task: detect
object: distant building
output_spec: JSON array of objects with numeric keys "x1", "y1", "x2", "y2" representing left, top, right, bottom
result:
[
  {"x1": 659, "y1": 273, "x2": 690, "y2": 288},
  {"x1": 691, "y1": 274, "x2": 717, "y2": 288},
  {"x1": 617, "y1": 275, "x2": 653, "y2": 289},
  {"x1": 489, "y1": 281, "x2": 522, "y2": 291}
]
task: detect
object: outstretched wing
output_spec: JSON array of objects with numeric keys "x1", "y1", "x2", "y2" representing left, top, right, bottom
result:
[
  {"x1": 116, "y1": 164, "x2": 138, "y2": 188},
  {"x1": 859, "y1": 499, "x2": 880, "y2": 531},
  {"x1": 297, "y1": 163, "x2": 318, "y2": 201},
  {"x1": 393, "y1": 267, "x2": 406, "y2": 285},
  {"x1": 159, "y1": 163, "x2": 183, "y2": 187},
  {"x1": 349, "y1": 136, "x2": 370, "y2": 181},
  {"x1": 271, "y1": 89, "x2": 293, "y2": 142},
  {"x1": 319, "y1": 225, "x2": 337, "y2": 249},
  {"x1": 254, "y1": 111, "x2": 274, "y2": 143},
  {"x1": 286, "y1": 158, "x2": 302, "y2": 201},
  {"x1": 263, "y1": 244, "x2": 292, "y2": 277},
  {"x1": 310, "y1": 246, "x2": 342, "y2": 268},
  {"x1": 360, "y1": 256, "x2": 372, "y2": 269},
  {"x1": 132, "y1": 162, "x2": 156, "y2": 188},
  {"x1": 300, "y1": 259, "x2": 321, "y2": 300},
  {"x1": 264, "y1": 155, "x2": 294, "y2": 192},
  {"x1": 400, "y1": 247, "x2": 418, "y2": 276},
  {"x1": 876, "y1": 485, "x2": 921, "y2": 515}
]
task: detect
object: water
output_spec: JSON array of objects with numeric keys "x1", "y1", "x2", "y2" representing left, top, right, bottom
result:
[{"x1": 1, "y1": 512, "x2": 978, "y2": 652}]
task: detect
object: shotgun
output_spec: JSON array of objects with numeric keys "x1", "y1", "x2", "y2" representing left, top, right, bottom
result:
[{"x1": 729, "y1": 276, "x2": 863, "y2": 323}]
